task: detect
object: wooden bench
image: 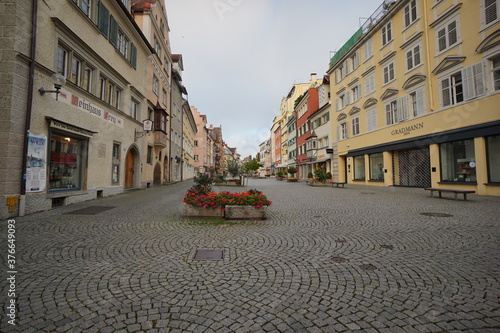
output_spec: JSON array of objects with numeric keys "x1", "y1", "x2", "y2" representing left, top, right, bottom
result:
[
  {"x1": 330, "y1": 182, "x2": 347, "y2": 188},
  {"x1": 424, "y1": 188, "x2": 475, "y2": 201}
]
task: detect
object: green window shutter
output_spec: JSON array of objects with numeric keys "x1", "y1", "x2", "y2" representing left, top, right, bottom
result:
[
  {"x1": 109, "y1": 15, "x2": 118, "y2": 48},
  {"x1": 98, "y1": 1, "x2": 110, "y2": 39},
  {"x1": 130, "y1": 43, "x2": 137, "y2": 68}
]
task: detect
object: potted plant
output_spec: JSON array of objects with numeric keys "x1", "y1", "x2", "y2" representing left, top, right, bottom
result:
[
  {"x1": 286, "y1": 167, "x2": 298, "y2": 182},
  {"x1": 307, "y1": 172, "x2": 314, "y2": 181},
  {"x1": 326, "y1": 172, "x2": 333, "y2": 183},
  {"x1": 276, "y1": 171, "x2": 284, "y2": 180}
]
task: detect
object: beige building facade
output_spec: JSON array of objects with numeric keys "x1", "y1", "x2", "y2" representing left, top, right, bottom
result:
[
  {"x1": 1, "y1": 0, "x2": 156, "y2": 218},
  {"x1": 328, "y1": 0, "x2": 500, "y2": 196}
]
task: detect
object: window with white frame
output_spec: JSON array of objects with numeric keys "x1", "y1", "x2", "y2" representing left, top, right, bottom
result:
[
  {"x1": 162, "y1": 88, "x2": 167, "y2": 106},
  {"x1": 83, "y1": 65, "x2": 93, "y2": 92},
  {"x1": 352, "y1": 117, "x2": 360, "y2": 136},
  {"x1": 404, "y1": 0, "x2": 418, "y2": 27},
  {"x1": 130, "y1": 99, "x2": 138, "y2": 119},
  {"x1": 117, "y1": 29, "x2": 129, "y2": 58},
  {"x1": 492, "y1": 56, "x2": 500, "y2": 91},
  {"x1": 365, "y1": 74, "x2": 375, "y2": 95},
  {"x1": 70, "y1": 56, "x2": 82, "y2": 85},
  {"x1": 385, "y1": 100, "x2": 398, "y2": 125},
  {"x1": 383, "y1": 62, "x2": 395, "y2": 84},
  {"x1": 339, "y1": 122, "x2": 348, "y2": 140},
  {"x1": 436, "y1": 19, "x2": 459, "y2": 53},
  {"x1": 364, "y1": 38, "x2": 373, "y2": 60},
  {"x1": 153, "y1": 75, "x2": 159, "y2": 96},
  {"x1": 406, "y1": 44, "x2": 421, "y2": 71},
  {"x1": 484, "y1": 0, "x2": 499, "y2": 27},
  {"x1": 351, "y1": 51, "x2": 360, "y2": 70},
  {"x1": 352, "y1": 84, "x2": 362, "y2": 102},
  {"x1": 440, "y1": 62, "x2": 485, "y2": 107},
  {"x1": 382, "y1": 22, "x2": 392, "y2": 46},
  {"x1": 366, "y1": 107, "x2": 377, "y2": 132},
  {"x1": 72, "y1": 0, "x2": 91, "y2": 16},
  {"x1": 56, "y1": 45, "x2": 68, "y2": 76}
]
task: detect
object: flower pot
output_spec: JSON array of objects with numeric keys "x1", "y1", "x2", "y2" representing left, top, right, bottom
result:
[
  {"x1": 182, "y1": 204, "x2": 224, "y2": 218},
  {"x1": 224, "y1": 205, "x2": 267, "y2": 220}
]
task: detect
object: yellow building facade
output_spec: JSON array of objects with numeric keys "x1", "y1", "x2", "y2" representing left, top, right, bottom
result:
[{"x1": 328, "y1": 0, "x2": 500, "y2": 196}]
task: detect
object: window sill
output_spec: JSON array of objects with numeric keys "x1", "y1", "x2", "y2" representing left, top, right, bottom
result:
[
  {"x1": 47, "y1": 190, "x2": 88, "y2": 198},
  {"x1": 369, "y1": 179, "x2": 384, "y2": 182},
  {"x1": 402, "y1": 17, "x2": 420, "y2": 33},
  {"x1": 484, "y1": 182, "x2": 500, "y2": 186},
  {"x1": 438, "y1": 181, "x2": 478, "y2": 185}
]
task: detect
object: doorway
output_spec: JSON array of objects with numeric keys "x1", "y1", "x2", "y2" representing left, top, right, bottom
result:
[{"x1": 125, "y1": 147, "x2": 138, "y2": 189}]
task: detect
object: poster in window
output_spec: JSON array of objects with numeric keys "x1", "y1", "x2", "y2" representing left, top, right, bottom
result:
[{"x1": 26, "y1": 133, "x2": 47, "y2": 192}]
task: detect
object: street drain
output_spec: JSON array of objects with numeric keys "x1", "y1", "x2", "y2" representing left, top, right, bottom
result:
[
  {"x1": 420, "y1": 212, "x2": 454, "y2": 217},
  {"x1": 194, "y1": 249, "x2": 224, "y2": 261},
  {"x1": 65, "y1": 206, "x2": 116, "y2": 215},
  {"x1": 360, "y1": 264, "x2": 377, "y2": 271},
  {"x1": 331, "y1": 256, "x2": 347, "y2": 263},
  {"x1": 381, "y1": 244, "x2": 394, "y2": 250}
]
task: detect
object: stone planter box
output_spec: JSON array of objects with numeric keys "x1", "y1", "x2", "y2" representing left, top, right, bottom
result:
[
  {"x1": 307, "y1": 182, "x2": 328, "y2": 187},
  {"x1": 213, "y1": 181, "x2": 241, "y2": 186},
  {"x1": 224, "y1": 205, "x2": 267, "y2": 220},
  {"x1": 182, "y1": 204, "x2": 224, "y2": 218}
]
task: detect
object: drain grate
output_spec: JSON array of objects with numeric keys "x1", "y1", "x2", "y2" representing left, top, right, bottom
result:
[
  {"x1": 194, "y1": 249, "x2": 224, "y2": 261},
  {"x1": 420, "y1": 212, "x2": 453, "y2": 217},
  {"x1": 331, "y1": 256, "x2": 347, "y2": 263},
  {"x1": 360, "y1": 264, "x2": 377, "y2": 271},
  {"x1": 381, "y1": 244, "x2": 394, "y2": 250},
  {"x1": 65, "y1": 206, "x2": 116, "y2": 215}
]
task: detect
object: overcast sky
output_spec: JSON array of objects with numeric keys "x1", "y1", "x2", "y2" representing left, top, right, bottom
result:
[{"x1": 166, "y1": 0, "x2": 384, "y2": 158}]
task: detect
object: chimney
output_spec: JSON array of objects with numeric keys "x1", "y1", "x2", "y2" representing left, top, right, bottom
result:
[{"x1": 310, "y1": 73, "x2": 317, "y2": 82}]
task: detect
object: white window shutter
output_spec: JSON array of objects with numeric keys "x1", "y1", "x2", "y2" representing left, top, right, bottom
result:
[
  {"x1": 335, "y1": 98, "x2": 340, "y2": 111},
  {"x1": 336, "y1": 125, "x2": 340, "y2": 141},
  {"x1": 440, "y1": 77, "x2": 451, "y2": 107},
  {"x1": 416, "y1": 87, "x2": 425, "y2": 116},
  {"x1": 399, "y1": 95, "x2": 409, "y2": 121},
  {"x1": 473, "y1": 62, "x2": 485, "y2": 96},
  {"x1": 358, "y1": 84, "x2": 362, "y2": 100},
  {"x1": 462, "y1": 65, "x2": 475, "y2": 101}
]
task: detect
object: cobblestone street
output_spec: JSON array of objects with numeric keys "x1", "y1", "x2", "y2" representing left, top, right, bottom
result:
[{"x1": 1, "y1": 179, "x2": 499, "y2": 332}]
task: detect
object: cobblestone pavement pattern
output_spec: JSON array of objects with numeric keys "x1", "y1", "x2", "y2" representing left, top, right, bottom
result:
[{"x1": 1, "y1": 179, "x2": 500, "y2": 332}]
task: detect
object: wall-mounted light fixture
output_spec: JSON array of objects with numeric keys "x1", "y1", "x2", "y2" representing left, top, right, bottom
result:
[{"x1": 39, "y1": 73, "x2": 66, "y2": 101}]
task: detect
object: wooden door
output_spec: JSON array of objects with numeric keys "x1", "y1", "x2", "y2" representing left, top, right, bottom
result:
[{"x1": 125, "y1": 149, "x2": 135, "y2": 188}]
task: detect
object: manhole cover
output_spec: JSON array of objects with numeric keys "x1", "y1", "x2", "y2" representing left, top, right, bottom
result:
[
  {"x1": 381, "y1": 244, "x2": 394, "y2": 250},
  {"x1": 420, "y1": 212, "x2": 454, "y2": 217},
  {"x1": 331, "y1": 256, "x2": 347, "y2": 263},
  {"x1": 194, "y1": 249, "x2": 223, "y2": 261},
  {"x1": 360, "y1": 264, "x2": 377, "y2": 271},
  {"x1": 65, "y1": 206, "x2": 116, "y2": 215}
]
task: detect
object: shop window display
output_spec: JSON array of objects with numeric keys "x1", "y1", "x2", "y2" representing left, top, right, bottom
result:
[
  {"x1": 440, "y1": 139, "x2": 476, "y2": 182},
  {"x1": 370, "y1": 153, "x2": 384, "y2": 181},
  {"x1": 353, "y1": 155, "x2": 365, "y2": 180},
  {"x1": 49, "y1": 133, "x2": 84, "y2": 191}
]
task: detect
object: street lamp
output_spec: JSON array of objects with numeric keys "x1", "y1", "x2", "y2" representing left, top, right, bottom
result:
[{"x1": 39, "y1": 73, "x2": 66, "y2": 101}]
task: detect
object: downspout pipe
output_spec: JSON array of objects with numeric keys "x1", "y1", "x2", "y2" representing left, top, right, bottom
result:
[{"x1": 19, "y1": 0, "x2": 38, "y2": 216}]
